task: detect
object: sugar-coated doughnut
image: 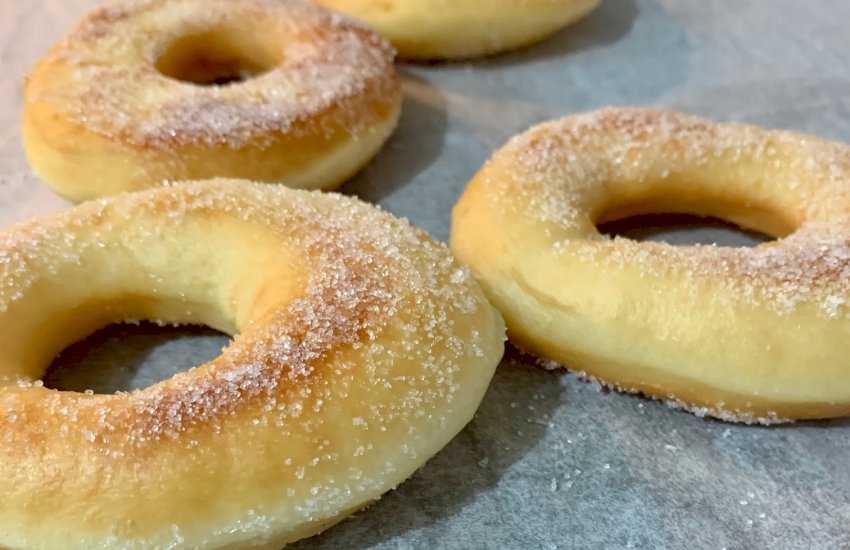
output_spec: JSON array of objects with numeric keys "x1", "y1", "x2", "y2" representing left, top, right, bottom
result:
[
  {"x1": 22, "y1": 0, "x2": 402, "y2": 201},
  {"x1": 451, "y1": 107, "x2": 850, "y2": 423},
  {"x1": 313, "y1": 0, "x2": 601, "y2": 59},
  {"x1": 0, "y1": 179, "x2": 505, "y2": 548}
]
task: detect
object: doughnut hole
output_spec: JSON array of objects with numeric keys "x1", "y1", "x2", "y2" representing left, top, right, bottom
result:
[
  {"x1": 154, "y1": 26, "x2": 283, "y2": 85},
  {"x1": 42, "y1": 323, "x2": 232, "y2": 394},
  {"x1": 597, "y1": 213, "x2": 774, "y2": 247},
  {"x1": 589, "y1": 163, "x2": 802, "y2": 246}
]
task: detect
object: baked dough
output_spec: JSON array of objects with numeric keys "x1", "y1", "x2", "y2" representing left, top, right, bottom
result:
[
  {"x1": 313, "y1": 0, "x2": 601, "y2": 59},
  {"x1": 0, "y1": 179, "x2": 505, "y2": 548},
  {"x1": 451, "y1": 107, "x2": 850, "y2": 423},
  {"x1": 22, "y1": 0, "x2": 402, "y2": 201}
]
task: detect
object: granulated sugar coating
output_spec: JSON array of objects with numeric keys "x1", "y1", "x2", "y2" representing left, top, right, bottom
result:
[
  {"x1": 485, "y1": 107, "x2": 850, "y2": 319},
  {"x1": 21, "y1": 0, "x2": 403, "y2": 201},
  {"x1": 24, "y1": 0, "x2": 398, "y2": 149},
  {"x1": 451, "y1": 106, "x2": 850, "y2": 423},
  {"x1": 0, "y1": 179, "x2": 505, "y2": 548}
]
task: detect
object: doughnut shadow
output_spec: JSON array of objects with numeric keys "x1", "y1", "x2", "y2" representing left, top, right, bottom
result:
[
  {"x1": 291, "y1": 347, "x2": 563, "y2": 549},
  {"x1": 43, "y1": 322, "x2": 230, "y2": 393},
  {"x1": 340, "y1": 71, "x2": 448, "y2": 203}
]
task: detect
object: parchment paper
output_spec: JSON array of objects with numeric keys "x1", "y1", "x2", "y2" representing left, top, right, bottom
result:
[{"x1": 2, "y1": 1, "x2": 849, "y2": 548}]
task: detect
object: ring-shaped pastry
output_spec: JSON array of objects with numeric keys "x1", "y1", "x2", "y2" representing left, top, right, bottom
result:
[
  {"x1": 451, "y1": 107, "x2": 850, "y2": 423},
  {"x1": 313, "y1": 0, "x2": 601, "y2": 59},
  {"x1": 0, "y1": 179, "x2": 505, "y2": 548},
  {"x1": 23, "y1": 0, "x2": 402, "y2": 201}
]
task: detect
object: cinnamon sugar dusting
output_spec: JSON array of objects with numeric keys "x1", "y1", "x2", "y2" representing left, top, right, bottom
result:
[
  {"x1": 484, "y1": 107, "x2": 850, "y2": 318},
  {"x1": 24, "y1": 0, "x2": 399, "y2": 148}
]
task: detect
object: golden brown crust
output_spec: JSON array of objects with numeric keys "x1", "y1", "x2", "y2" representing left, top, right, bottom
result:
[
  {"x1": 22, "y1": 0, "x2": 402, "y2": 200},
  {"x1": 0, "y1": 179, "x2": 505, "y2": 548},
  {"x1": 451, "y1": 107, "x2": 850, "y2": 423}
]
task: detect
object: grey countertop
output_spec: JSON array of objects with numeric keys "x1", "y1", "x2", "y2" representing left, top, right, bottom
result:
[{"x1": 3, "y1": 1, "x2": 850, "y2": 548}]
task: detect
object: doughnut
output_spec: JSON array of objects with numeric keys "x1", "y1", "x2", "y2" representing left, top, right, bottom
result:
[
  {"x1": 0, "y1": 179, "x2": 505, "y2": 548},
  {"x1": 312, "y1": 0, "x2": 601, "y2": 59},
  {"x1": 22, "y1": 0, "x2": 402, "y2": 202},
  {"x1": 451, "y1": 107, "x2": 850, "y2": 423}
]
